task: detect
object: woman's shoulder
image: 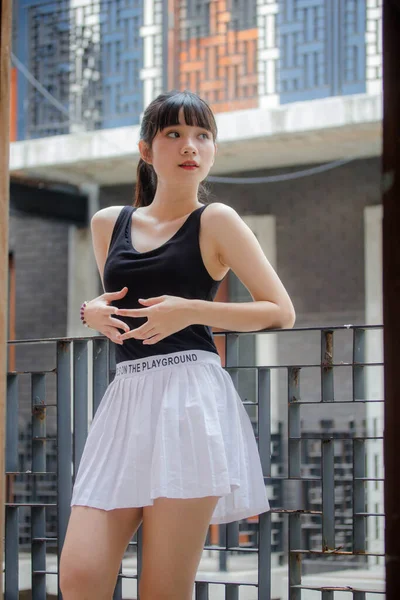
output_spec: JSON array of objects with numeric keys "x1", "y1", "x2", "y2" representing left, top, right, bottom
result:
[
  {"x1": 202, "y1": 202, "x2": 241, "y2": 231},
  {"x1": 91, "y1": 204, "x2": 130, "y2": 233},
  {"x1": 90, "y1": 205, "x2": 131, "y2": 253},
  {"x1": 91, "y1": 205, "x2": 128, "y2": 224},
  {"x1": 204, "y1": 201, "x2": 237, "y2": 215},
  {"x1": 203, "y1": 202, "x2": 239, "y2": 221}
]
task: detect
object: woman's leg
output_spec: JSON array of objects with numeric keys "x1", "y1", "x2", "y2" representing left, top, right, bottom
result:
[
  {"x1": 138, "y1": 496, "x2": 220, "y2": 600},
  {"x1": 60, "y1": 505, "x2": 143, "y2": 600}
]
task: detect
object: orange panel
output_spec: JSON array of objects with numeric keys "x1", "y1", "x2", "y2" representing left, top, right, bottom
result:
[
  {"x1": 209, "y1": 46, "x2": 217, "y2": 80},
  {"x1": 190, "y1": 71, "x2": 197, "y2": 90},
  {"x1": 176, "y1": 0, "x2": 259, "y2": 116},
  {"x1": 227, "y1": 35, "x2": 236, "y2": 55},
  {"x1": 247, "y1": 515, "x2": 259, "y2": 523},
  {"x1": 226, "y1": 65, "x2": 234, "y2": 98},
  {"x1": 189, "y1": 40, "x2": 198, "y2": 60},
  {"x1": 219, "y1": 11, "x2": 230, "y2": 23},
  {"x1": 217, "y1": 44, "x2": 226, "y2": 56},
  {"x1": 247, "y1": 40, "x2": 256, "y2": 73},
  {"x1": 212, "y1": 98, "x2": 258, "y2": 113},
  {"x1": 239, "y1": 74, "x2": 258, "y2": 85},
  {"x1": 180, "y1": 61, "x2": 203, "y2": 72},
  {"x1": 210, "y1": 523, "x2": 219, "y2": 545},
  {"x1": 201, "y1": 79, "x2": 226, "y2": 92},
  {"x1": 210, "y1": 2, "x2": 217, "y2": 35},
  {"x1": 219, "y1": 55, "x2": 242, "y2": 66},
  {"x1": 200, "y1": 35, "x2": 225, "y2": 47},
  {"x1": 237, "y1": 28, "x2": 258, "y2": 41}
]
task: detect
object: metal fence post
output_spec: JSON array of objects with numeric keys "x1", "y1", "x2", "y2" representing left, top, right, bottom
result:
[
  {"x1": 258, "y1": 366, "x2": 271, "y2": 600},
  {"x1": 57, "y1": 340, "x2": 72, "y2": 596},
  {"x1": 220, "y1": 333, "x2": 240, "y2": 574},
  {"x1": 288, "y1": 366, "x2": 301, "y2": 600},
  {"x1": 321, "y1": 330, "x2": 335, "y2": 552},
  {"x1": 31, "y1": 372, "x2": 47, "y2": 600},
  {"x1": 5, "y1": 372, "x2": 19, "y2": 599}
]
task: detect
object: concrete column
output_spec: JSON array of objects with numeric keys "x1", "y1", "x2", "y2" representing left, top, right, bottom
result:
[
  {"x1": 364, "y1": 204, "x2": 384, "y2": 566},
  {"x1": 242, "y1": 214, "x2": 279, "y2": 432},
  {"x1": 67, "y1": 182, "x2": 100, "y2": 339}
]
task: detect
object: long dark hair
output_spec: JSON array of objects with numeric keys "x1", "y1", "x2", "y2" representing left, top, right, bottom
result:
[{"x1": 134, "y1": 90, "x2": 218, "y2": 207}]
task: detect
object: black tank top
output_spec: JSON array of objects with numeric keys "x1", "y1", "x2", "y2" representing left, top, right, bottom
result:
[{"x1": 103, "y1": 204, "x2": 224, "y2": 363}]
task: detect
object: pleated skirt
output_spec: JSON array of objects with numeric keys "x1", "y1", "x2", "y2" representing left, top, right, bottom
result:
[{"x1": 70, "y1": 349, "x2": 270, "y2": 524}]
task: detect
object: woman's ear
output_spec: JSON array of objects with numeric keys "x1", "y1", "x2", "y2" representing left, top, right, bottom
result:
[{"x1": 139, "y1": 140, "x2": 152, "y2": 165}]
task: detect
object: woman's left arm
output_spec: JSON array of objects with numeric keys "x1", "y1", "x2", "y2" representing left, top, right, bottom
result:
[{"x1": 189, "y1": 204, "x2": 296, "y2": 332}]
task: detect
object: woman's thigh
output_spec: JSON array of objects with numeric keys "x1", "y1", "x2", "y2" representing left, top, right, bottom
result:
[
  {"x1": 139, "y1": 496, "x2": 220, "y2": 600},
  {"x1": 60, "y1": 505, "x2": 143, "y2": 600}
]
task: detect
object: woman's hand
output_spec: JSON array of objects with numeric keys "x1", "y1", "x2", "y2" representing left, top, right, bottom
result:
[
  {"x1": 115, "y1": 295, "x2": 193, "y2": 345},
  {"x1": 83, "y1": 287, "x2": 131, "y2": 345}
]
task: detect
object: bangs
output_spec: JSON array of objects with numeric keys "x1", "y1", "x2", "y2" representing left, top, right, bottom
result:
[{"x1": 153, "y1": 91, "x2": 217, "y2": 139}]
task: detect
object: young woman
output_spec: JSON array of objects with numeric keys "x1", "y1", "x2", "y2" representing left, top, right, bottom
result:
[{"x1": 60, "y1": 90, "x2": 295, "y2": 600}]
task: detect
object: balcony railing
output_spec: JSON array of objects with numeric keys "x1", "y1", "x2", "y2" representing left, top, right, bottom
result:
[{"x1": 5, "y1": 325, "x2": 385, "y2": 598}]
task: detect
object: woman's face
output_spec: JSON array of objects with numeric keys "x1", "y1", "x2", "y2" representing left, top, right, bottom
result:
[{"x1": 140, "y1": 107, "x2": 216, "y2": 186}]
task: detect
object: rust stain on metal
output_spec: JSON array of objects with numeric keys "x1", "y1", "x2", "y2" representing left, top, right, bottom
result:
[
  {"x1": 290, "y1": 367, "x2": 300, "y2": 402},
  {"x1": 292, "y1": 367, "x2": 300, "y2": 386},
  {"x1": 59, "y1": 341, "x2": 70, "y2": 353},
  {"x1": 32, "y1": 400, "x2": 46, "y2": 421},
  {"x1": 323, "y1": 331, "x2": 333, "y2": 370}
]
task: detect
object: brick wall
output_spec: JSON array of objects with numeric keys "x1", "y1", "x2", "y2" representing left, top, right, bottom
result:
[{"x1": 8, "y1": 207, "x2": 69, "y2": 430}]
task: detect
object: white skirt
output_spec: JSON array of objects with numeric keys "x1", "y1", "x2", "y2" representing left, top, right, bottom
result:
[{"x1": 70, "y1": 349, "x2": 270, "y2": 524}]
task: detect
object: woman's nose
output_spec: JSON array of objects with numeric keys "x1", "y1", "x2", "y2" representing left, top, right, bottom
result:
[{"x1": 182, "y1": 145, "x2": 197, "y2": 154}]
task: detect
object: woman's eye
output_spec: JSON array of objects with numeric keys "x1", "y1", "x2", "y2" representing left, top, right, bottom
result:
[{"x1": 167, "y1": 131, "x2": 179, "y2": 138}]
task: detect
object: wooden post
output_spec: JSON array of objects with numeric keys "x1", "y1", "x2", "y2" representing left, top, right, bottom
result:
[
  {"x1": 0, "y1": 0, "x2": 12, "y2": 596},
  {"x1": 382, "y1": 0, "x2": 400, "y2": 597}
]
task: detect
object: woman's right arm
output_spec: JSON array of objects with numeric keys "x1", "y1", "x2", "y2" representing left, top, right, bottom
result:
[{"x1": 81, "y1": 207, "x2": 131, "y2": 345}]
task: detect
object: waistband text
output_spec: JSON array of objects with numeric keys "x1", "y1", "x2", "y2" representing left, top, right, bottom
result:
[{"x1": 116, "y1": 352, "x2": 199, "y2": 376}]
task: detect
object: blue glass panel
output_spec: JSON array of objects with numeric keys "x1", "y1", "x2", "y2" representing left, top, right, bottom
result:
[
  {"x1": 15, "y1": 0, "x2": 144, "y2": 140},
  {"x1": 339, "y1": 0, "x2": 366, "y2": 95},
  {"x1": 278, "y1": 0, "x2": 366, "y2": 104}
]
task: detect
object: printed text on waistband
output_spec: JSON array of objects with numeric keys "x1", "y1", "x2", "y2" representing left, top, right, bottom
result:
[{"x1": 115, "y1": 352, "x2": 199, "y2": 376}]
